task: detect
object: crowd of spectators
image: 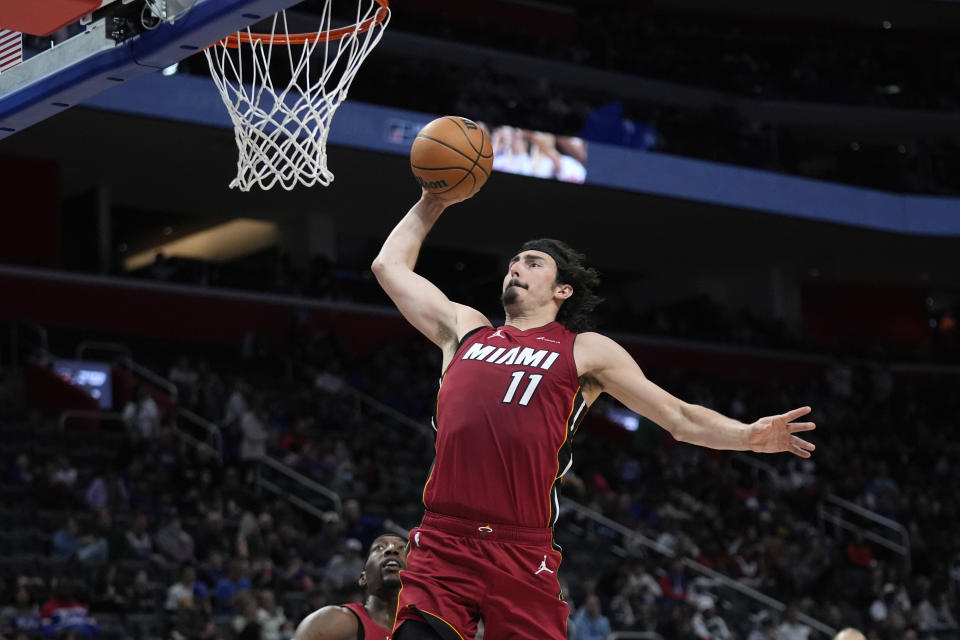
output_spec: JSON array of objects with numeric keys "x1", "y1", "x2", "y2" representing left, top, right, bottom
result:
[
  {"x1": 344, "y1": 50, "x2": 960, "y2": 196},
  {"x1": 24, "y1": 1, "x2": 960, "y2": 195},
  {"x1": 348, "y1": 2, "x2": 960, "y2": 194},
  {"x1": 6, "y1": 308, "x2": 960, "y2": 640},
  {"x1": 388, "y1": 3, "x2": 960, "y2": 110}
]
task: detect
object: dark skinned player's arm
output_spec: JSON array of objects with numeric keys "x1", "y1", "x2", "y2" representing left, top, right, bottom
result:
[{"x1": 293, "y1": 606, "x2": 359, "y2": 640}]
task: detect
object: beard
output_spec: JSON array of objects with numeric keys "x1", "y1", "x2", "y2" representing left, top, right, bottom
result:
[{"x1": 501, "y1": 279, "x2": 526, "y2": 307}]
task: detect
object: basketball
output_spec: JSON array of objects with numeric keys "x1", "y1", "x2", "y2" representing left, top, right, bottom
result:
[{"x1": 410, "y1": 116, "x2": 494, "y2": 200}]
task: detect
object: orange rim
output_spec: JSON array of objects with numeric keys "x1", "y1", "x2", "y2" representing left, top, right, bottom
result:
[{"x1": 219, "y1": 0, "x2": 388, "y2": 48}]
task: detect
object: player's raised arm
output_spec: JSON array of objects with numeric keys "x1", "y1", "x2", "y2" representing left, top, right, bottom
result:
[
  {"x1": 371, "y1": 192, "x2": 489, "y2": 356},
  {"x1": 575, "y1": 332, "x2": 816, "y2": 457}
]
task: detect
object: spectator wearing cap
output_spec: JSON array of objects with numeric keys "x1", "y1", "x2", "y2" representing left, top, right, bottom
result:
[{"x1": 321, "y1": 538, "x2": 365, "y2": 594}]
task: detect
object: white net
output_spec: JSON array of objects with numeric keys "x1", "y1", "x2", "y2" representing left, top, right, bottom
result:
[{"x1": 204, "y1": 0, "x2": 390, "y2": 191}]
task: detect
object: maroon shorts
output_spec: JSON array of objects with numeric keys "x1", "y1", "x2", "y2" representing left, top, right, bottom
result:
[{"x1": 394, "y1": 511, "x2": 569, "y2": 640}]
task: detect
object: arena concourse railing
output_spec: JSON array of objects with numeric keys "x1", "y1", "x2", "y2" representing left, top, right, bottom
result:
[
  {"x1": 560, "y1": 498, "x2": 836, "y2": 637},
  {"x1": 818, "y1": 493, "x2": 911, "y2": 575},
  {"x1": 255, "y1": 453, "x2": 343, "y2": 515},
  {"x1": 177, "y1": 407, "x2": 224, "y2": 460},
  {"x1": 735, "y1": 452, "x2": 912, "y2": 575},
  {"x1": 340, "y1": 384, "x2": 435, "y2": 437},
  {"x1": 75, "y1": 340, "x2": 132, "y2": 364},
  {"x1": 57, "y1": 409, "x2": 125, "y2": 431}
]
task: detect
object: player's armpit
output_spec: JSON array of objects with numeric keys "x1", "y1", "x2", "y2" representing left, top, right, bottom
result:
[
  {"x1": 453, "y1": 304, "x2": 492, "y2": 342},
  {"x1": 293, "y1": 606, "x2": 358, "y2": 640}
]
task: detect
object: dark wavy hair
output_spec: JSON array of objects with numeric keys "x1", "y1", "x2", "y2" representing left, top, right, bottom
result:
[{"x1": 518, "y1": 238, "x2": 603, "y2": 333}]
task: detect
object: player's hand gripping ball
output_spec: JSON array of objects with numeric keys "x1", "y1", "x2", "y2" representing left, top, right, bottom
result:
[{"x1": 410, "y1": 116, "x2": 494, "y2": 201}]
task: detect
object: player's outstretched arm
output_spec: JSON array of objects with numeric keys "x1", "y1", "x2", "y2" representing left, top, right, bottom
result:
[
  {"x1": 371, "y1": 191, "x2": 489, "y2": 355},
  {"x1": 293, "y1": 606, "x2": 358, "y2": 640},
  {"x1": 575, "y1": 332, "x2": 816, "y2": 457}
]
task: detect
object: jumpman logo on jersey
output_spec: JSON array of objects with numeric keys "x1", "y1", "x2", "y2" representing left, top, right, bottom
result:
[
  {"x1": 489, "y1": 328, "x2": 506, "y2": 339},
  {"x1": 534, "y1": 555, "x2": 554, "y2": 575}
]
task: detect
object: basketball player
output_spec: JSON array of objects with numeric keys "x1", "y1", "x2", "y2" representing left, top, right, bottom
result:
[
  {"x1": 371, "y1": 191, "x2": 817, "y2": 640},
  {"x1": 294, "y1": 534, "x2": 406, "y2": 640}
]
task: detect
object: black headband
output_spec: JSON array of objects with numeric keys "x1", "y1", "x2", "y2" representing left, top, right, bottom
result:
[{"x1": 517, "y1": 240, "x2": 568, "y2": 278}]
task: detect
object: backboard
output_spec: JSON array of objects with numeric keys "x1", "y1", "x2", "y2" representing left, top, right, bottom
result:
[{"x1": 0, "y1": 0, "x2": 303, "y2": 141}]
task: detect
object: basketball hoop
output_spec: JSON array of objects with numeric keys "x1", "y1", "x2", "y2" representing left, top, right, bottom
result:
[{"x1": 204, "y1": 0, "x2": 390, "y2": 191}]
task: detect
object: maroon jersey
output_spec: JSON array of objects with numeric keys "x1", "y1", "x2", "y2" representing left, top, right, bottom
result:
[
  {"x1": 342, "y1": 602, "x2": 391, "y2": 640},
  {"x1": 424, "y1": 322, "x2": 588, "y2": 528}
]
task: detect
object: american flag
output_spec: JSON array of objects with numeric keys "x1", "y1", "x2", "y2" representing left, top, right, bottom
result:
[{"x1": 0, "y1": 29, "x2": 23, "y2": 74}]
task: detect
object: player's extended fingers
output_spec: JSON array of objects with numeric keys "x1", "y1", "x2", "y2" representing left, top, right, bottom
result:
[
  {"x1": 792, "y1": 436, "x2": 816, "y2": 452},
  {"x1": 788, "y1": 422, "x2": 816, "y2": 433},
  {"x1": 780, "y1": 406, "x2": 812, "y2": 422}
]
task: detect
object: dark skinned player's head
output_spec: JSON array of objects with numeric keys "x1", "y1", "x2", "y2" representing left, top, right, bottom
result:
[{"x1": 358, "y1": 534, "x2": 406, "y2": 597}]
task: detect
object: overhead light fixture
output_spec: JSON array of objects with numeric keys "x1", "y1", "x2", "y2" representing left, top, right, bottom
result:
[
  {"x1": 161, "y1": 63, "x2": 179, "y2": 76},
  {"x1": 124, "y1": 218, "x2": 279, "y2": 271}
]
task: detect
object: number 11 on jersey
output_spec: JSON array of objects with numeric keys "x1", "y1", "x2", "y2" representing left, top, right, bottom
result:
[{"x1": 503, "y1": 371, "x2": 543, "y2": 406}]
